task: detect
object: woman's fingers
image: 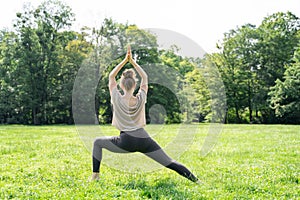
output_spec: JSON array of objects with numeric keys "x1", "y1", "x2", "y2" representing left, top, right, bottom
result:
[
  {"x1": 124, "y1": 45, "x2": 130, "y2": 61},
  {"x1": 127, "y1": 45, "x2": 132, "y2": 61},
  {"x1": 127, "y1": 45, "x2": 130, "y2": 55},
  {"x1": 127, "y1": 45, "x2": 131, "y2": 53}
]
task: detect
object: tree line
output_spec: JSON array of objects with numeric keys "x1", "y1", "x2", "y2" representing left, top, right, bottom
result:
[{"x1": 0, "y1": 0, "x2": 299, "y2": 125}]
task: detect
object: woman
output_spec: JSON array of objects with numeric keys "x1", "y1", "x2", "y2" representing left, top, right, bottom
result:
[{"x1": 91, "y1": 46, "x2": 199, "y2": 183}]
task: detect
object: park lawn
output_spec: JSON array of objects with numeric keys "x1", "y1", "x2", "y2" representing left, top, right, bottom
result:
[{"x1": 0, "y1": 124, "x2": 299, "y2": 199}]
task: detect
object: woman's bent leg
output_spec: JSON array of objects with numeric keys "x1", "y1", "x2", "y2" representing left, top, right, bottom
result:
[{"x1": 92, "y1": 136, "x2": 127, "y2": 173}]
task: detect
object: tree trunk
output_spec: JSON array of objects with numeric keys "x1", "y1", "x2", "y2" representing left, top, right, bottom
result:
[
  {"x1": 248, "y1": 82, "x2": 253, "y2": 123},
  {"x1": 32, "y1": 107, "x2": 40, "y2": 125},
  {"x1": 234, "y1": 105, "x2": 240, "y2": 123},
  {"x1": 249, "y1": 106, "x2": 253, "y2": 123}
]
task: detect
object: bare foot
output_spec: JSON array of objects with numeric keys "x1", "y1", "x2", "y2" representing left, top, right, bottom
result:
[
  {"x1": 89, "y1": 173, "x2": 100, "y2": 181},
  {"x1": 195, "y1": 179, "x2": 205, "y2": 185}
]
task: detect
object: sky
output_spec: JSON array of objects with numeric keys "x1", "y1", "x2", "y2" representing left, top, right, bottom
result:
[{"x1": 1, "y1": 0, "x2": 300, "y2": 53}]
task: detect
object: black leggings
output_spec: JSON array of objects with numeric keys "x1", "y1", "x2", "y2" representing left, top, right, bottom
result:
[{"x1": 92, "y1": 128, "x2": 198, "y2": 182}]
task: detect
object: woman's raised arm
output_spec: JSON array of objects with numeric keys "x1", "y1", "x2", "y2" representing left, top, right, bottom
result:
[
  {"x1": 108, "y1": 47, "x2": 130, "y2": 94},
  {"x1": 129, "y1": 48, "x2": 148, "y2": 93}
]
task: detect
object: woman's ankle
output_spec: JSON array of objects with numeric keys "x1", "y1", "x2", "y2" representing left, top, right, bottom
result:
[{"x1": 91, "y1": 172, "x2": 100, "y2": 180}]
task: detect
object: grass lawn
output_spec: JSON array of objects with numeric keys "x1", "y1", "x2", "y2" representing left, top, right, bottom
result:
[{"x1": 0, "y1": 124, "x2": 299, "y2": 199}]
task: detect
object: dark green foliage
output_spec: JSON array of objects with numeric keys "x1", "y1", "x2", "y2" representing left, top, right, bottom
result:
[
  {"x1": 269, "y1": 46, "x2": 300, "y2": 124},
  {"x1": 0, "y1": 0, "x2": 299, "y2": 124},
  {"x1": 212, "y1": 12, "x2": 300, "y2": 123}
]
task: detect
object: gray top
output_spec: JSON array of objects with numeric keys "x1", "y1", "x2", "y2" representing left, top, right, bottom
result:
[{"x1": 111, "y1": 87, "x2": 147, "y2": 131}]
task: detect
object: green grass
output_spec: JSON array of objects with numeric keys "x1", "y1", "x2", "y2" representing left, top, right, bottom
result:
[{"x1": 0, "y1": 124, "x2": 299, "y2": 199}]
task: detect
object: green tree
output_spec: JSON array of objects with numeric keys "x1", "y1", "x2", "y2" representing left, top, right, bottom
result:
[
  {"x1": 212, "y1": 12, "x2": 300, "y2": 123},
  {"x1": 0, "y1": 30, "x2": 20, "y2": 123},
  {"x1": 214, "y1": 24, "x2": 259, "y2": 123},
  {"x1": 56, "y1": 31, "x2": 92, "y2": 124},
  {"x1": 269, "y1": 46, "x2": 300, "y2": 124},
  {"x1": 184, "y1": 63, "x2": 211, "y2": 122},
  {"x1": 13, "y1": 0, "x2": 75, "y2": 124},
  {"x1": 256, "y1": 12, "x2": 300, "y2": 123}
]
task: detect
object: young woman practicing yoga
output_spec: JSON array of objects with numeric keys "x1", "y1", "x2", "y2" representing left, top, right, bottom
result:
[{"x1": 91, "y1": 46, "x2": 198, "y2": 183}]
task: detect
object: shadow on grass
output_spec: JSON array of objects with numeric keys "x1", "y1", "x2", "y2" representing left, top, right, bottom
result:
[{"x1": 118, "y1": 178, "x2": 194, "y2": 199}]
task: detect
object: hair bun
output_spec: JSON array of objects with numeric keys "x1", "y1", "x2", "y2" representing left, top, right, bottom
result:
[{"x1": 123, "y1": 69, "x2": 134, "y2": 79}]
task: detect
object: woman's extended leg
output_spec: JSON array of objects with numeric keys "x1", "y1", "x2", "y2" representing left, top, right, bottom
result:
[{"x1": 144, "y1": 140, "x2": 198, "y2": 182}]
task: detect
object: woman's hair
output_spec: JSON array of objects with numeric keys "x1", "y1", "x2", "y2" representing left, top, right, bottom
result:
[{"x1": 121, "y1": 69, "x2": 137, "y2": 91}]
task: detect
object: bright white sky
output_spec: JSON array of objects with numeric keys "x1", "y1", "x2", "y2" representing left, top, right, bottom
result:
[{"x1": 1, "y1": 0, "x2": 299, "y2": 53}]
